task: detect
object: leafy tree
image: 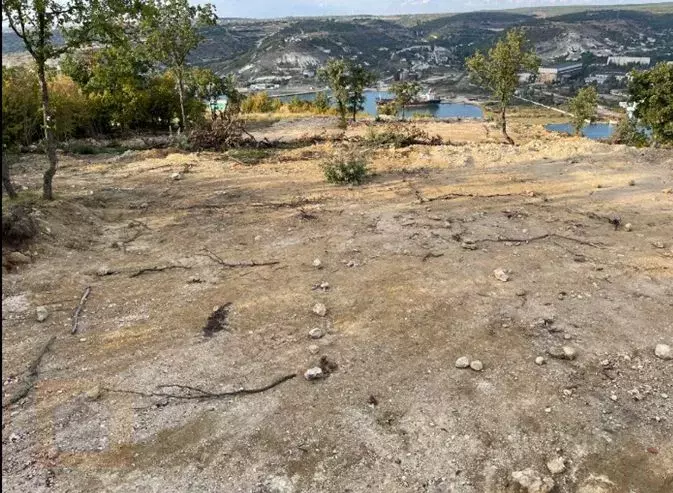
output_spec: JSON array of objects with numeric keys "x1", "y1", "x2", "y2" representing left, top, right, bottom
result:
[
  {"x1": 466, "y1": 28, "x2": 540, "y2": 144},
  {"x1": 2, "y1": 0, "x2": 137, "y2": 199},
  {"x1": 346, "y1": 63, "x2": 376, "y2": 122},
  {"x1": 2, "y1": 66, "x2": 41, "y2": 148},
  {"x1": 390, "y1": 81, "x2": 421, "y2": 120},
  {"x1": 319, "y1": 59, "x2": 349, "y2": 127},
  {"x1": 190, "y1": 68, "x2": 240, "y2": 119},
  {"x1": 568, "y1": 86, "x2": 598, "y2": 136},
  {"x1": 314, "y1": 91, "x2": 331, "y2": 114},
  {"x1": 628, "y1": 62, "x2": 673, "y2": 145},
  {"x1": 142, "y1": 0, "x2": 216, "y2": 131}
]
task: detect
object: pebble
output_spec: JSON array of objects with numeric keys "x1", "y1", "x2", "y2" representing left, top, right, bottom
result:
[
  {"x1": 7, "y1": 252, "x2": 31, "y2": 265},
  {"x1": 535, "y1": 356, "x2": 546, "y2": 366},
  {"x1": 493, "y1": 268, "x2": 510, "y2": 282},
  {"x1": 511, "y1": 468, "x2": 555, "y2": 493},
  {"x1": 610, "y1": 394, "x2": 618, "y2": 401},
  {"x1": 546, "y1": 457, "x2": 566, "y2": 475},
  {"x1": 547, "y1": 346, "x2": 577, "y2": 361},
  {"x1": 516, "y1": 289, "x2": 527, "y2": 296},
  {"x1": 312, "y1": 303, "x2": 327, "y2": 317},
  {"x1": 304, "y1": 367, "x2": 324, "y2": 381},
  {"x1": 97, "y1": 266, "x2": 111, "y2": 276},
  {"x1": 309, "y1": 328, "x2": 324, "y2": 339},
  {"x1": 36, "y1": 306, "x2": 49, "y2": 322},
  {"x1": 470, "y1": 360, "x2": 484, "y2": 371},
  {"x1": 624, "y1": 223, "x2": 632, "y2": 232},
  {"x1": 654, "y1": 344, "x2": 672, "y2": 360},
  {"x1": 652, "y1": 241, "x2": 665, "y2": 249},
  {"x1": 171, "y1": 172, "x2": 182, "y2": 181},
  {"x1": 455, "y1": 356, "x2": 470, "y2": 369},
  {"x1": 312, "y1": 258, "x2": 322, "y2": 268},
  {"x1": 308, "y1": 344, "x2": 320, "y2": 355},
  {"x1": 85, "y1": 385, "x2": 102, "y2": 401}
]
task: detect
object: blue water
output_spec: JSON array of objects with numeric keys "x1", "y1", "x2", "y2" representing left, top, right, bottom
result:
[
  {"x1": 545, "y1": 122, "x2": 615, "y2": 140},
  {"x1": 278, "y1": 90, "x2": 484, "y2": 119}
]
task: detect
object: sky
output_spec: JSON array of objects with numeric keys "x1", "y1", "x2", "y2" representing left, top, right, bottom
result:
[{"x1": 212, "y1": 0, "x2": 671, "y2": 18}]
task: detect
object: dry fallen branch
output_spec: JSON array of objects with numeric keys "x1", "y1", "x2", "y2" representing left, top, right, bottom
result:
[
  {"x1": 71, "y1": 286, "x2": 91, "y2": 334},
  {"x1": 422, "y1": 192, "x2": 532, "y2": 203},
  {"x1": 473, "y1": 233, "x2": 604, "y2": 248},
  {"x1": 104, "y1": 373, "x2": 296, "y2": 402},
  {"x1": 199, "y1": 248, "x2": 279, "y2": 268},
  {"x1": 129, "y1": 265, "x2": 191, "y2": 278},
  {"x1": 2, "y1": 336, "x2": 56, "y2": 408},
  {"x1": 422, "y1": 252, "x2": 444, "y2": 261}
]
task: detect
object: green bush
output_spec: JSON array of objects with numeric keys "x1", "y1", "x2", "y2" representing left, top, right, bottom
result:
[
  {"x1": 241, "y1": 92, "x2": 282, "y2": 113},
  {"x1": 321, "y1": 147, "x2": 370, "y2": 185},
  {"x1": 365, "y1": 123, "x2": 441, "y2": 148},
  {"x1": 2, "y1": 66, "x2": 41, "y2": 148},
  {"x1": 611, "y1": 118, "x2": 649, "y2": 148}
]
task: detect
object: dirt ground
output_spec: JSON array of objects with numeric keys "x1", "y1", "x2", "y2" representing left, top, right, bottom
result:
[{"x1": 2, "y1": 118, "x2": 673, "y2": 493}]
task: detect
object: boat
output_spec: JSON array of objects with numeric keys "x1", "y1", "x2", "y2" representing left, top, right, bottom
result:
[{"x1": 376, "y1": 89, "x2": 441, "y2": 107}]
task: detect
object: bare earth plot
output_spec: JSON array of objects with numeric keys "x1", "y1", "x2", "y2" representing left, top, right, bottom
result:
[{"x1": 2, "y1": 119, "x2": 673, "y2": 492}]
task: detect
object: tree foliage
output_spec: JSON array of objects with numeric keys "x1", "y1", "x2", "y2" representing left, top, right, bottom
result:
[
  {"x1": 466, "y1": 28, "x2": 539, "y2": 144},
  {"x1": 390, "y1": 81, "x2": 421, "y2": 120},
  {"x1": 568, "y1": 86, "x2": 598, "y2": 136},
  {"x1": 319, "y1": 58, "x2": 375, "y2": 125},
  {"x1": 628, "y1": 62, "x2": 673, "y2": 145}
]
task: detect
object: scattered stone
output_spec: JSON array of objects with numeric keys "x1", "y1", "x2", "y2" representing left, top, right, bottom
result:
[
  {"x1": 654, "y1": 344, "x2": 672, "y2": 360},
  {"x1": 662, "y1": 188, "x2": 672, "y2": 194},
  {"x1": 578, "y1": 474, "x2": 616, "y2": 493},
  {"x1": 461, "y1": 242, "x2": 478, "y2": 250},
  {"x1": 515, "y1": 288, "x2": 527, "y2": 296},
  {"x1": 546, "y1": 457, "x2": 566, "y2": 475},
  {"x1": 652, "y1": 241, "x2": 665, "y2": 249},
  {"x1": 304, "y1": 367, "x2": 324, "y2": 381},
  {"x1": 535, "y1": 356, "x2": 546, "y2": 366},
  {"x1": 547, "y1": 346, "x2": 577, "y2": 361},
  {"x1": 97, "y1": 266, "x2": 111, "y2": 276},
  {"x1": 563, "y1": 334, "x2": 573, "y2": 340},
  {"x1": 36, "y1": 306, "x2": 49, "y2": 322},
  {"x1": 308, "y1": 344, "x2": 320, "y2": 355},
  {"x1": 312, "y1": 258, "x2": 322, "y2": 268},
  {"x1": 346, "y1": 260, "x2": 359, "y2": 268},
  {"x1": 6, "y1": 251, "x2": 31, "y2": 265},
  {"x1": 309, "y1": 328, "x2": 324, "y2": 339},
  {"x1": 493, "y1": 268, "x2": 510, "y2": 282},
  {"x1": 455, "y1": 356, "x2": 470, "y2": 369},
  {"x1": 312, "y1": 303, "x2": 327, "y2": 317},
  {"x1": 624, "y1": 223, "x2": 632, "y2": 232},
  {"x1": 610, "y1": 394, "x2": 618, "y2": 401},
  {"x1": 470, "y1": 360, "x2": 484, "y2": 371},
  {"x1": 85, "y1": 385, "x2": 102, "y2": 401},
  {"x1": 511, "y1": 468, "x2": 554, "y2": 493},
  {"x1": 562, "y1": 389, "x2": 573, "y2": 397},
  {"x1": 171, "y1": 172, "x2": 182, "y2": 181}
]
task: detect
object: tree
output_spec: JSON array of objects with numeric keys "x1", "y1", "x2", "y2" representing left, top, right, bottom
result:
[
  {"x1": 466, "y1": 28, "x2": 540, "y2": 144},
  {"x1": 345, "y1": 63, "x2": 376, "y2": 122},
  {"x1": 390, "y1": 81, "x2": 421, "y2": 120},
  {"x1": 319, "y1": 59, "x2": 349, "y2": 127},
  {"x1": 2, "y1": 0, "x2": 137, "y2": 199},
  {"x1": 314, "y1": 91, "x2": 331, "y2": 114},
  {"x1": 142, "y1": 0, "x2": 216, "y2": 132},
  {"x1": 628, "y1": 62, "x2": 673, "y2": 145},
  {"x1": 568, "y1": 86, "x2": 598, "y2": 136}
]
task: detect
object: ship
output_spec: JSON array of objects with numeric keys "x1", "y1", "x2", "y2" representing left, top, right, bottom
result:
[{"x1": 376, "y1": 89, "x2": 441, "y2": 107}]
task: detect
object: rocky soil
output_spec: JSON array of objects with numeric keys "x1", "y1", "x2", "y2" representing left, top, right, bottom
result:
[{"x1": 2, "y1": 118, "x2": 672, "y2": 492}]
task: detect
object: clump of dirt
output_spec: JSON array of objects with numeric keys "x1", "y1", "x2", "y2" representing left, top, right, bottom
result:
[
  {"x1": 2, "y1": 205, "x2": 39, "y2": 248},
  {"x1": 202, "y1": 303, "x2": 232, "y2": 337}
]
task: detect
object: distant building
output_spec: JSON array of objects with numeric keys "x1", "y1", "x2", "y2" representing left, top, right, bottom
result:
[
  {"x1": 607, "y1": 56, "x2": 650, "y2": 67},
  {"x1": 538, "y1": 62, "x2": 583, "y2": 84}
]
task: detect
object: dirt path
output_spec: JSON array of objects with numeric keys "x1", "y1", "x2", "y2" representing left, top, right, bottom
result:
[{"x1": 2, "y1": 121, "x2": 672, "y2": 492}]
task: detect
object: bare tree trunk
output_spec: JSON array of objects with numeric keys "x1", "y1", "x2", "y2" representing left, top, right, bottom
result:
[
  {"x1": 501, "y1": 104, "x2": 514, "y2": 145},
  {"x1": 2, "y1": 151, "x2": 18, "y2": 199},
  {"x1": 37, "y1": 62, "x2": 58, "y2": 200},
  {"x1": 177, "y1": 70, "x2": 187, "y2": 132}
]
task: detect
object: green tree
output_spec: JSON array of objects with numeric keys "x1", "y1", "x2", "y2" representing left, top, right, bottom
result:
[
  {"x1": 142, "y1": 0, "x2": 216, "y2": 131},
  {"x1": 628, "y1": 62, "x2": 673, "y2": 145},
  {"x1": 466, "y1": 28, "x2": 540, "y2": 144},
  {"x1": 390, "y1": 81, "x2": 421, "y2": 120},
  {"x1": 319, "y1": 59, "x2": 349, "y2": 127},
  {"x1": 346, "y1": 63, "x2": 376, "y2": 122},
  {"x1": 568, "y1": 86, "x2": 598, "y2": 136},
  {"x1": 314, "y1": 91, "x2": 331, "y2": 114},
  {"x1": 2, "y1": 0, "x2": 137, "y2": 199},
  {"x1": 190, "y1": 67, "x2": 225, "y2": 119}
]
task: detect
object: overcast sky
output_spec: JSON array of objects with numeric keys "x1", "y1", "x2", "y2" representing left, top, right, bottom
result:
[{"x1": 212, "y1": 0, "x2": 671, "y2": 18}]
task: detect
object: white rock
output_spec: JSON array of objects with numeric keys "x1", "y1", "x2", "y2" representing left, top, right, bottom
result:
[
  {"x1": 36, "y1": 306, "x2": 49, "y2": 322},
  {"x1": 470, "y1": 360, "x2": 484, "y2": 371},
  {"x1": 654, "y1": 344, "x2": 672, "y2": 360},
  {"x1": 7, "y1": 252, "x2": 31, "y2": 264},
  {"x1": 493, "y1": 268, "x2": 510, "y2": 282},
  {"x1": 312, "y1": 258, "x2": 322, "y2": 268},
  {"x1": 624, "y1": 223, "x2": 632, "y2": 232},
  {"x1": 511, "y1": 468, "x2": 554, "y2": 493},
  {"x1": 455, "y1": 356, "x2": 470, "y2": 369},
  {"x1": 304, "y1": 367, "x2": 324, "y2": 380},
  {"x1": 171, "y1": 172, "x2": 182, "y2": 181},
  {"x1": 546, "y1": 457, "x2": 566, "y2": 475},
  {"x1": 535, "y1": 356, "x2": 546, "y2": 366},
  {"x1": 309, "y1": 328, "x2": 324, "y2": 339},
  {"x1": 312, "y1": 303, "x2": 327, "y2": 317},
  {"x1": 97, "y1": 266, "x2": 111, "y2": 276},
  {"x1": 308, "y1": 344, "x2": 320, "y2": 355}
]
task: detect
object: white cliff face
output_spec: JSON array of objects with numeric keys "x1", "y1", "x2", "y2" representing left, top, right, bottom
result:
[{"x1": 275, "y1": 52, "x2": 321, "y2": 69}]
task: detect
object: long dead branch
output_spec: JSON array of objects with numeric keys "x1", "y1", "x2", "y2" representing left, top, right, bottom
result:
[
  {"x1": 199, "y1": 248, "x2": 280, "y2": 268},
  {"x1": 103, "y1": 373, "x2": 296, "y2": 402},
  {"x1": 3, "y1": 336, "x2": 56, "y2": 408},
  {"x1": 129, "y1": 265, "x2": 191, "y2": 278},
  {"x1": 71, "y1": 286, "x2": 91, "y2": 334},
  {"x1": 422, "y1": 191, "x2": 532, "y2": 203},
  {"x1": 473, "y1": 233, "x2": 604, "y2": 248}
]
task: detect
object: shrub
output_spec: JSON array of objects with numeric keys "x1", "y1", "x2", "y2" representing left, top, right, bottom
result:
[
  {"x1": 314, "y1": 92, "x2": 331, "y2": 113},
  {"x1": 241, "y1": 92, "x2": 282, "y2": 113},
  {"x1": 365, "y1": 123, "x2": 442, "y2": 148},
  {"x1": 611, "y1": 118, "x2": 649, "y2": 148},
  {"x1": 321, "y1": 146, "x2": 370, "y2": 185},
  {"x1": 2, "y1": 66, "x2": 41, "y2": 148}
]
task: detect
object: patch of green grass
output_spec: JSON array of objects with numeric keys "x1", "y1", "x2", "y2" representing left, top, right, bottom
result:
[{"x1": 226, "y1": 148, "x2": 276, "y2": 165}]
